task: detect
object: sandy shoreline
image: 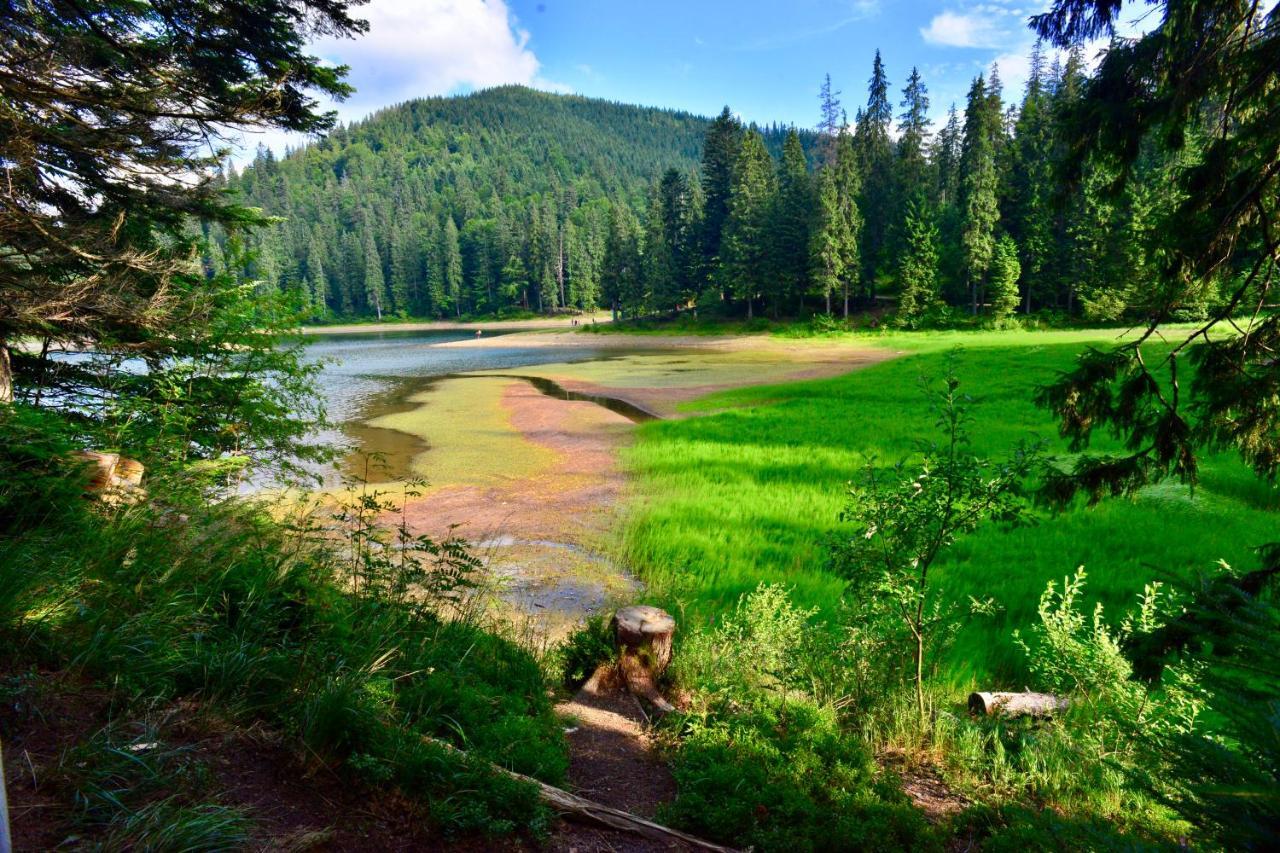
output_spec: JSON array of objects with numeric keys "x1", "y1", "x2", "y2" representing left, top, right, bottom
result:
[{"x1": 296, "y1": 312, "x2": 612, "y2": 335}]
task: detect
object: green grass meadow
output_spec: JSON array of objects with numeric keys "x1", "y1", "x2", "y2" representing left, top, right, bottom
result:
[{"x1": 620, "y1": 329, "x2": 1280, "y2": 685}]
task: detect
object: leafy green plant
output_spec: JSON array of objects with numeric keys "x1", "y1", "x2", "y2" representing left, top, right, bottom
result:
[
  {"x1": 558, "y1": 614, "x2": 618, "y2": 688},
  {"x1": 660, "y1": 700, "x2": 935, "y2": 851},
  {"x1": 833, "y1": 356, "x2": 1039, "y2": 724}
]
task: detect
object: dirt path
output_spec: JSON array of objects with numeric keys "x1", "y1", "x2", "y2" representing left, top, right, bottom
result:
[{"x1": 546, "y1": 688, "x2": 690, "y2": 852}]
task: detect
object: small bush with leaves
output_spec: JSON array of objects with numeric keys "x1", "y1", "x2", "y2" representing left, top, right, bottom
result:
[
  {"x1": 660, "y1": 700, "x2": 936, "y2": 852},
  {"x1": 559, "y1": 613, "x2": 619, "y2": 687}
]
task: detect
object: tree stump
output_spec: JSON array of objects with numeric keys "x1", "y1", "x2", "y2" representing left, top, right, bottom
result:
[
  {"x1": 968, "y1": 691, "x2": 1068, "y2": 718},
  {"x1": 589, "y1": 605, "x2": 676, "y2": 713},
  {"x1": 74, "y1": 451, "x2": 146, "y2": 504}
]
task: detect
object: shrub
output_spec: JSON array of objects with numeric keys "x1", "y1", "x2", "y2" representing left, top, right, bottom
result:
[
  {"x1": 660, "y1": 700, "x2": 936, "y2": 851},
  {"x1": 558, "y1": 613, "x2": 618, "y2": 688}
]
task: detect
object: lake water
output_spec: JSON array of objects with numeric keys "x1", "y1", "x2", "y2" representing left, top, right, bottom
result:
[{"x1": 302, "y1": 329, "x2": 659, "y2": 484}]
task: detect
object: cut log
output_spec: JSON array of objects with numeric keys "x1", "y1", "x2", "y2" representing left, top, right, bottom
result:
[
  {"x1": 114, "y1": 457, "x2": 145, "y2": 487},
  {"x1": 969, "y1": 691, "x2": 1068, "y2": 718},
  {"x1": 424, "y1": 735, "x2": 738, "y2": 852},
  {"x1": 612, "y1": 605, "x2": 676, "y2": 712},
  {"x1": 76, "y1": 451, "x2": 120, "y2": 493},
  {"x1": 73, "y1": 451, "x2": 146, "y2": 505}
]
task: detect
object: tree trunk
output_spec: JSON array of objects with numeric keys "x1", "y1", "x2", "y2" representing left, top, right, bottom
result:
[
  {"x1": 606, "y1": 605, "x2": 675, "y2": 713},
  {"x1": 914, "y1": 632, "x2": 926, "y2": 726},
  {"x1": 825, "y1": 289, "x2": 832, "y2": 315},
  {"x1": 968, "y1": 691, "x2": 1068, "y2": 718},
  {"x1": 0, "y1": 339, "x2": 12, "y2": 404}
]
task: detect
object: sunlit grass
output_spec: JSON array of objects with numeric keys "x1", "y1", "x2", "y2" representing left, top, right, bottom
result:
[{"x1": 621, "y1": 330, "x2": 1279, "y2": 686}]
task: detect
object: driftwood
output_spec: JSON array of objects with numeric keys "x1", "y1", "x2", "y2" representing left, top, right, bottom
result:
[
  {"x1": 969, "y1": 691, "x2": 1069, "y2": 718},
  {"x1": 608, "y1": 605, "x2": 676, "y2": 713},
  {"x1": 425, "y1": 736, "x2": 738, "y2": 852}
]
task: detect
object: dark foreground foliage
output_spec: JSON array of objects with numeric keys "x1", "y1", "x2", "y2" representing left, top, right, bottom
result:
[{"x1": 0, "y1": 405, "x2": 566, "y2": 844}]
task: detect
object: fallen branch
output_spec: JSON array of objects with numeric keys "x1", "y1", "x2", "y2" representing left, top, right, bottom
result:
[{"x1": 424, "y1": 736, "x2": 738, "y2": 852}]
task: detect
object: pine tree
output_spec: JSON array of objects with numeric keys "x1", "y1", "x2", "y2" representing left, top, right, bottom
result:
[
  {"x1": 720, "y1": 130, "x2": 776, "y2": 319},
  {"x1": 602, "y1": 203, "x2": 641, "y2": 320},
  {"x1": 304, "y1": 237, "x2": 328, "y2": 319},
  {"x1": 387, "y1": 222, "x2": 411, "y2": 316},
  {"x1": 1007, "y1": 41, "x2": 1055, "y2": 313},
  {"x1": 893, "y1": 66, "x2": 932, "y2": 283},
  {"x1": 816, "y1": 73, "x2": 843, "y2": 167},
  {"x1": 362, "y1": 226, "x2": 387, "y2": 320},
  {"x1": 699, "y1": 107, "x2": 744, "y2": 291},
  {"x1": 772, "y1": 130, "x2": 814, "y2": 315},
  {"x1": 854, "y1": 50, "x2": 895, "y2": 296},
  {"x1": 896, "y1": 199, "x2": 941, "y2": 327},
  {"x1": 933, "y1": 104, "x2": 962, "y2": 208},
  {"x1": 989, "y1": 234, "x2": 1021, "y2": 320},
  {"x1": 442, "y1": 217, "x2": 463, "y2": 317},
  {"x1": 642, "y1": 186, "x2": 676, "y2": 313},
  {"x1": 811, "y1": 132, "x2": 862, "y2": 318},
  {"x1": 959, "y1": 74, "x2": 1001, "y2": 314}
]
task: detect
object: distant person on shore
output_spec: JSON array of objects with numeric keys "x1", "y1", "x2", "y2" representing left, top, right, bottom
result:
[{"x1": 475, "y1": 329, "x2": 482, "y2": 337}]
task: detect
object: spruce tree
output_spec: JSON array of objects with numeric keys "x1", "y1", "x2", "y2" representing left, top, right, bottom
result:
[
  {"x1": 643, "y1": 186, "x2": 677, "y2": 313},
  {"x1": 854, "y1": 50, "x2": 895, "y2": 296},
  {"x1": 720, "y1": 130, "x2": 776, "y2": 320},
  {"x1": 812, "y1": 168, "x2": 845, "y2": 317},
  {"x1": 989, "y1": 235, "x2": 1022, "y2": 320},
  {"x1": 896, "y1": 199, "x2": 941, "y2": 327},
  {"x1": 362, "y1": 226, "x2": 387, "y2": 321},
  {"x1": 816, "y1": 73, "x2": 843, "y2": 167},
  {"x1": 772, "y1": 130, "x2": 815, "y2": 315},
  {"x1": 699, "y1": 107, "x2": 744, "y2": 292},
  {"x1": 442, "y1": 217, "x2": 464, "y2": 317},
  {"x1": 602, "y1": 203, "x2": 641, "y2": 321},
  {"x1": 959, "y1": 75, "x2": 1000, "y2": 314},
  {"x1": 1007, "y1": 42, "x2": 1055, "y2": 313},
  {"x1": 810, "y1": 132, "x2": 863, "y2": 319}
]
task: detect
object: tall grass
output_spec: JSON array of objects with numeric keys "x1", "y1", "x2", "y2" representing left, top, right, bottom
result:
[
  {"x1": 621, "y1": 333, "x2": 1279, "y2": 685},
  {"x1": 1, "y1": 405, "x2": 567, "y2": 843}
]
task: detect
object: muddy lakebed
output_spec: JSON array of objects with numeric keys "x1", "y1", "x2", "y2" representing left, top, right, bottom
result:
[{"x1": 301, "y1": 327, "x2": 893, "y2": 637}]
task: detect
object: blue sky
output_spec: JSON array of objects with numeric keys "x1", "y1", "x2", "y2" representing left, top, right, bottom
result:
[{"x1": 238, "y1": 0, "x2": 1156, "y2": 159}]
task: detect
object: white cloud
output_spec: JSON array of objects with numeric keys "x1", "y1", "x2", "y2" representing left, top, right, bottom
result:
[
  {"x1": 231, "y1": 0, "x2": 565, "y2": 162},
  {"x1": 920, "y1": 11, "x2": 1007, "y2": 48},
  {"x1": 314, "y1": 0, "x2": 550, "y2": 118}
]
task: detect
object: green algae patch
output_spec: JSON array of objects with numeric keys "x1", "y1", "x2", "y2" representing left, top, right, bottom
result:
[{"x1": 367, "y1": 376, "x2": 555, "y2": 487}]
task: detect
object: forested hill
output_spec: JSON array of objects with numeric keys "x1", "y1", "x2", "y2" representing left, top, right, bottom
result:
[{"x1": 225, "y1": 85, "x2": 813, "y2": 319}]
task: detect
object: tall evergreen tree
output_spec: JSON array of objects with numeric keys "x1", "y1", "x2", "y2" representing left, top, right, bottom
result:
[
  {"x1": 1006, "y1": 41, "x2": 1056, "y2": 312},
  {"x1": 699, "y1": 107, "x2": 744, "y2": 292},
  {"x1": 720, "y1": 130, "x2": 776, "y2": 319},
  {"x1": 854, "y1": 50, "x2": 895, "y2": 296},
  {"x1": 771, "y1": 130, "x2": 815, "y2": 315},
  {"x1": 601, "y1": 203, "x2": 641, "y2": 320},
  {"x1": 959, "y1": 75, "x2": 1001, "y2": 314},
  {"x1": 442, "y1": 217, "x2": 464, "y2": 317},
  {"x1": 816, "y1": 73, "x2": 843, "y2": 167},
  {"x1": 895, "y1": 199, "x2": 941, "y2": 326},
  {"x1": 810, "y1": 132, "x2": 863, "y2": 318},
  {"x1": 362, "y1": 226, "x2": 387, "y2": 320},
  {"x1": 989, "y1": 234, "x2": 1022, "y2": 320},
  {"x1": 896, "y1": 67, "x2": 932, "y2": 212}
]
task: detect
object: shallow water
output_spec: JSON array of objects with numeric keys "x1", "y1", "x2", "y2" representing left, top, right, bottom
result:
[
  {"x1": 304, "y1": 330, "x2": 669, "y2": 483},
  {"x1": 304, "y1": 329, "x2": 628, "y2": 421}
]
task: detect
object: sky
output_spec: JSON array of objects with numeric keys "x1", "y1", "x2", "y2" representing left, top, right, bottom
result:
[{"x1": 236, "y1": 0, "x2": 1161, "y2": 160}]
